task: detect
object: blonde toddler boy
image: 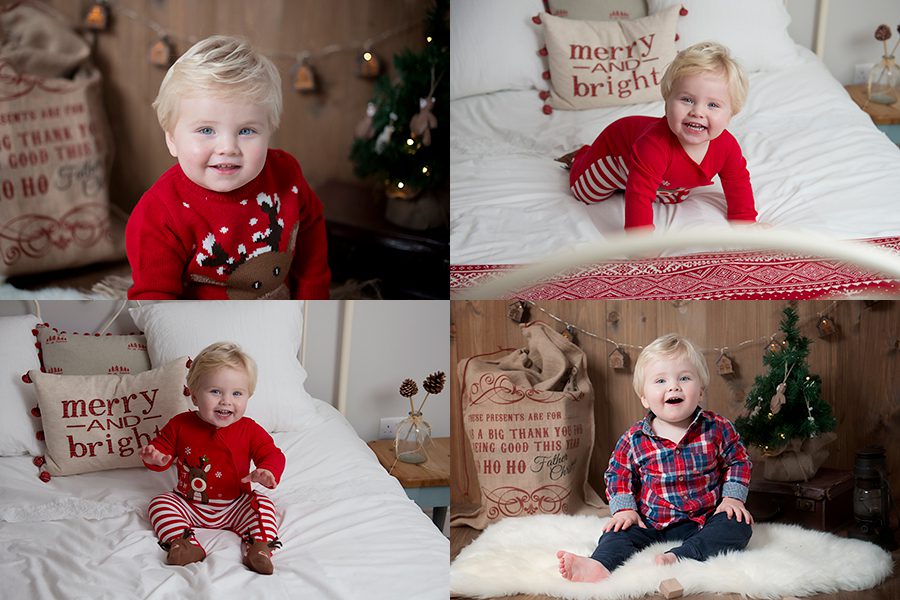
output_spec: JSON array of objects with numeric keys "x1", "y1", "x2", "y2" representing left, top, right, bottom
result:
[
  {"x1": 565, "y1": 42, "x2": 758, "y2": 230},
  {"x1": 141, "y1": 342, "x2": 285, "y2": 574},
  {"x1": 126, "y1": 35, "x2": 330, "y2": 299},
  {"x1": 557, "y1": 333, "x2": 752, "y2": 582}
]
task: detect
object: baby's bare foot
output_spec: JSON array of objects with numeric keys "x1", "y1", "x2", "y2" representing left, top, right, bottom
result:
[
  {"x1": 556, "y1": 551, "x2": 610, "y2": 582},
  {"x1": 654, "y1": 552, "x2": 677, "y2": 566}
]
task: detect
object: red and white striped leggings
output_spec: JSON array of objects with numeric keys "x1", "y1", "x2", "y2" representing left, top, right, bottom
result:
[
  {"x1": 569, "y1": 149, "x2": 688, "y2": 205},
  {"x1": 148, "y1": 491, "x2": 278, "y2": 545}
]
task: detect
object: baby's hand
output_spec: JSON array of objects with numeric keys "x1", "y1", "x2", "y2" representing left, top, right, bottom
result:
[
  {"x1": 139, "y1": 443, "x2": 171, "y2": 467},
  {"x1": 714, "y1": 497, "x2": 754, "y2": 524},
  {"x1": 603, "y1": 509, "x2": 647, "y2": 532},
  {"x1": 241, "y1": 468, "x2": 277, "y2": 489}
]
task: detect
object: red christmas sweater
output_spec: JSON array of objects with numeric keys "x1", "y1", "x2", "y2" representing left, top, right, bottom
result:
[
  {"x1": 126, "y1": 149, "x2": 330, "y2": 299},
  {"x1": 575, "y1": 116, "x2": 757, "y2": 230},
  {"x1": 143, "y1": 411, "x2": 286, "y2": 503}
]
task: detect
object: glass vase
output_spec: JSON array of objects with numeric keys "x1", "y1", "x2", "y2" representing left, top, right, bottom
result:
[
  {"x1": 394, "y1": 411, "x2": 431, "y2": 464},
  {"x1": 867, "y1": 55, "x2": 900, "y2": 105}
]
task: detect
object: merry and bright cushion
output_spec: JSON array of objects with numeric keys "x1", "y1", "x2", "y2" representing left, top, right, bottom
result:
[
  {"x1": 27, "y1": 357, "x2": 191, "y2": 476},
  {"x1": 34, "y1": 324, "x2": 151, "y2": 375},
  {"x1": 547, "y1": 0, "x2": 647, "y2": 21},
  {"x1": 541, "y1": 6, "x2": 679, "y2": 110}
]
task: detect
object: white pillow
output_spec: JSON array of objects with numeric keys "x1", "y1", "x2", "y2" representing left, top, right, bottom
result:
[
  {"x1": 450, "y1": 0, "x2": 546, "y2": 100},
  {"x1": 0, "y1": 314, "x2": 42, "y2": 456},
  {"x1": 647, "y1": 0, "x2": 800, "y2": 72},
  {"x1": 129, "y1": 301, "x2": 314, "y2": 433}
]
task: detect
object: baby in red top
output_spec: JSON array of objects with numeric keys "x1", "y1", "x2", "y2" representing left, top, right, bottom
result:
[
  {"x1": 126, "y1": 35, "x2": 331, "y2": 299},
  {"x1": 141, "y1": 342, "x2": 286, "y2": 575},
  {"x1": 565, "y1": 42, "x2": 760, "y2": 230}
]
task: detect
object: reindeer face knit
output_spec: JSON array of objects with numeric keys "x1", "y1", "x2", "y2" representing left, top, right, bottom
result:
[{"x1": 126, "y1": 149, "x2": 330, "y2": 299}]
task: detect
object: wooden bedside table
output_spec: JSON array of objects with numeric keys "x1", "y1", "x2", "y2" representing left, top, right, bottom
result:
[
  {"x1": 846, "y1": 84, "x2": 900, "y2": 145},
  {"x1": 367, "y1": 437, "x2": 450, "y2": 530},
  {"x1": 317, "y1": 179, "x2": 449, "y2": 299}
]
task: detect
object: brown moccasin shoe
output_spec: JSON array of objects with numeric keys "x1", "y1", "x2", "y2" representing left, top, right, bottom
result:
[
  {"x1": 242, "y1": 531, "x2": 282, "y2": 575},
  {"x1": 159, "y1": 528, "x2": 206, "y2": 566}
]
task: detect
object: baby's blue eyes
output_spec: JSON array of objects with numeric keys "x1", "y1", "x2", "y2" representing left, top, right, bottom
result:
[
  {"x1": 195, "y1": 127, "x2": 256, "y2": 135},
  {"x1": 654, "y1": 376, "x2": 692, "y2": 384},
  {"x1": 680, "y1": 97, "x2": 719, "y2": 109}
]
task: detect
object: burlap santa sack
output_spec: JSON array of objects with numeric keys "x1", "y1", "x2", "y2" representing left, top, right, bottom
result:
[
  {"x1": 0, "y1": 0, "x2": 121, "y2": 277},
  {"x1": 452, "y1": 321, "x2": 607, "y2": 530}
]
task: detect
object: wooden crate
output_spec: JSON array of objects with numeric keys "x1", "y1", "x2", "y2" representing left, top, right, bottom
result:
[{"x1": 746, "y1": 467, "x2": 853, "y2": 532}]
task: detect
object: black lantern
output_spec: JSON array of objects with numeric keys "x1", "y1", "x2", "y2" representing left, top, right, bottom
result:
[{"x1": 848, "y1": 447, "x2": 897, "y2": 549}]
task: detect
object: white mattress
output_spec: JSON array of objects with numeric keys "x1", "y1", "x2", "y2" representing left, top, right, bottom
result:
[
  {"x1": 450, "y1": 47, "x2": 900, "y2": 266},
  {"x1": 0, "y1": 399, "x2": 448, "y2": 599}
]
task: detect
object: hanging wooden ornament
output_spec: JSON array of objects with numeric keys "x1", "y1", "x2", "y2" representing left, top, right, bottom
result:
[
  {"x1": 561, "y1": 325, "x2": 578, "y2": 345},
  {"x1": 608, "y1": 347, "x2": 627, "y2": 370},
  {"x1": 410, "y1": 97, "x2": 438, "y2": 146},
  {"x1": 769, "y1": 382, "x2": 787, "y2": 414},
  {"x1": 293, "y1": 61, "x2": 318, "y2": 93},
  {"x1": 149, "y1": 37, "x2": 174, "y2": 68},
  {"x1": 716, "y1": 352, "x2": 734, "y2": 376},
  {"x1": 358, "y1": 49, "x2": 382, "y2": 78},
  {"x1": 816, "y1": 315, "x2": 836, "y2": 337},
  {"x1": 507, "y1": 301, "x2": 528, "y2": 323},
  {"x1": 354, "y1": 102, "x2": 377, "y2": 140},
  {"x1": 84, "y1": 1, "x2": 110, "y2": 31}
]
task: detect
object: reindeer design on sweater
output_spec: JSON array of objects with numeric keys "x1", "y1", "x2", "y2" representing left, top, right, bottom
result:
[
  {"x1": 182, "y1": 455, "x2": 212, "y2": 504},
  {"x1": 189, "y1": 192, "x2": 299, "y2": 299}
]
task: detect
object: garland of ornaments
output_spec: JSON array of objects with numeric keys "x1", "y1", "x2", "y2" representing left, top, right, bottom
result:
[
  {"x1": 505, "y1": 300, "x2": 854, "y2": 374},
  {"x1": 81, "y1": 0, "x2": 420, "y2": 91}
]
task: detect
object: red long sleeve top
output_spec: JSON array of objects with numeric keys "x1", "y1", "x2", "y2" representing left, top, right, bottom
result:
[
  {"x1": 126, "y1": 149, "x2": 330, "y2": 299},
  {"x1": 143, "y1": 411, "x2": 286, "y2": 503},
  {"x1": 585, "y1": 116, "x2": 758, "y2": 230}
]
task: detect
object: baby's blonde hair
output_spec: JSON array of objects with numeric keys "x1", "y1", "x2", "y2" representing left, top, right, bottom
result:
[
  {"x1": 187, "y1": 341, "x2": 258, "y2": 397},
  {"x1": 660, "y1": 41, "x2": 749, "y2": 114},
  {"x1": 632, "y1": 333, "x2": 709, "y2": 398},
  {"x1": 153, "y1": 35, "x2": 282, "y2": 132}
]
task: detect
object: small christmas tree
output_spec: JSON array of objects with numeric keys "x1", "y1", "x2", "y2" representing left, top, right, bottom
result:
[
  {"x1": 349, "y1": 0, "x2": 448, "y2": 198},
  {"x1": 734, "y1": 307, "x2": 836, "y2": 453}
]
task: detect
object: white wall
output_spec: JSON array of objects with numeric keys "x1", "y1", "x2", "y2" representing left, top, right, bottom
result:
[
  {"x1": 341, "y1": 301, "x2": 450, "y2": 442},
  {"x1": 0, "y1": 300, "x2": 450, "y2": 442},
  {"x1": 787, "y1": 0, "x2": 900, "y2": 85}
]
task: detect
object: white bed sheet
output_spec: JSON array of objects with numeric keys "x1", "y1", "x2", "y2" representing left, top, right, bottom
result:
[
  {"x1": 450, "y1": 47, "x2": 900, "y2": 266},
  {"x1": 0, "y1": 399, "x2": 449, "y2": 600}
]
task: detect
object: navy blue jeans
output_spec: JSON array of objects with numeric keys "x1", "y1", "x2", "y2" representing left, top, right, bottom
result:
[{"x1": 589, "y1": 511, "x2": 752, "y2": 572}]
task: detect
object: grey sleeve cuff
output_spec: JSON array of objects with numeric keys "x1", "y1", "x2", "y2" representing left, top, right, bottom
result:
[
  {"x1": 609, "y1": 493, "x2": 638, "y2": 514},
  {"x1": 722, "y1": 481, "x2": 749, "y2": 503}
]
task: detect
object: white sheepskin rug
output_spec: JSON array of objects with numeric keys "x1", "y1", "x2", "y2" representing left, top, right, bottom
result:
[{"x1": 450, "y1": 514, "x2": 893, "y2": 599}]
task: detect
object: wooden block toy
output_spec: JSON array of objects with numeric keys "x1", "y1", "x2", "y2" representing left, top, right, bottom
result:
[{"x1": 658, "y1": 578, "x2": 683, "y2": 599}]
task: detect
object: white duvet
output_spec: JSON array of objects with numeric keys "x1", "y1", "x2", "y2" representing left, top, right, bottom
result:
[
  {"x1": 0, "y1": 399, "x2": 448, "y2": 600},
  {"x1": 450, "y1": 47, "x2": 900, "y2": 266}
]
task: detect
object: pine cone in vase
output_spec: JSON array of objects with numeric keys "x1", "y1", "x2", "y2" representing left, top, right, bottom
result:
[
  {"x1": 422, "y1": 371, "x2": 446, "y2": 395},
  {"x1": 399, "y1": 379, "x2": 418, "y2": 398}
]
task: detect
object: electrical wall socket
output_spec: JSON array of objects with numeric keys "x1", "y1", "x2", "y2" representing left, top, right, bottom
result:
[
  {"x1": 854, "y1": 63, "x2": 874, "y2": 85},
  {"x1": 379, "y1": 417, "x2": 405, "y2": 439}
]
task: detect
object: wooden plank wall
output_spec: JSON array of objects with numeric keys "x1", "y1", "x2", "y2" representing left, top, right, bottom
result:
[
  {"x1": 31, "y1": 0, "x2": 427, "y2": 212},
  {"x1": 451, "y1": 300, "x2": 900, "y2": 510}
]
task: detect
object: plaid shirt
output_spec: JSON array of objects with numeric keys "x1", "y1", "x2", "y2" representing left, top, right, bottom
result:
[{"x1": 605, "y1": 408, "x2": 752, "y2": 530}]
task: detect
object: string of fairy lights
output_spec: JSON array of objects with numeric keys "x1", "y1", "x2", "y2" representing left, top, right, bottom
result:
[
  {"x1": 80, "y1": 0, "x2": 423, "y2": 92},
  {"x1": 506, "y1": 300, "x2": 851, "y2": 374}
]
